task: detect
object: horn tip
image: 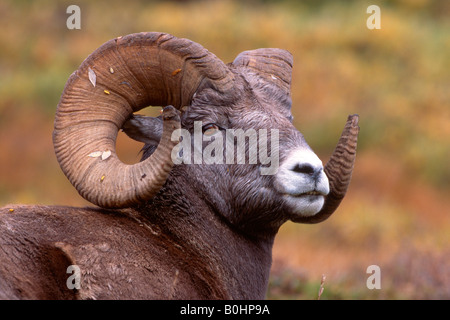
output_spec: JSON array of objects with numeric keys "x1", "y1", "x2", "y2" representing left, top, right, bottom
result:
[
  {"x1": 347, "y1": 114, "x2": 360, "y2": 131},
  {"x1": 348, "y1": 114, "x2": 359, "y2": 124},
  {"x1": 162, "y1": 105, "x2": 180, "y2": 122}
]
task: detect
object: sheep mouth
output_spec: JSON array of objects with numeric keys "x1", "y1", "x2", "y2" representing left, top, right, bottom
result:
[
  {"x1": 288, "y1": 190, "x2": 327, "y2": 198},
  {"x1": 300, "y1": 191, "x2": 325, "y2": 196},
  {"x1": 281, "y1": 189, "x2": 327, "y2": 217}
]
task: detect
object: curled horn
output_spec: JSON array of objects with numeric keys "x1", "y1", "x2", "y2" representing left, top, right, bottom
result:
[{"x1": 53, "y1": 32, "x2": 234, "y2": 208}]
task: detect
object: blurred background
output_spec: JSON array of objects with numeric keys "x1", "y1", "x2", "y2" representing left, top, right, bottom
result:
[{"x1": 0, "y1": 0, "x2": 448, "y2": 299}]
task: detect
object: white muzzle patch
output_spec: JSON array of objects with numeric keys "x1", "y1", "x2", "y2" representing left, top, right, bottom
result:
[{"x1": 274, "y1": 148, "x2": 329, "y2": 217}]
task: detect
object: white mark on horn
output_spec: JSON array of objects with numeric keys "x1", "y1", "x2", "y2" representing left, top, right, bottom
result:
[
  {"x1": 101, "y1": 150, "x2": 111, "y2": 160},
  {"x1": 88, "y1": 67, "x2": 96, "y2": 87},
  {"x1": 88, "y1": 150, "x2": 111, "y2": 160},
  {"x1": 88, "y1": 151, "x2": 102, "y2": 158}
]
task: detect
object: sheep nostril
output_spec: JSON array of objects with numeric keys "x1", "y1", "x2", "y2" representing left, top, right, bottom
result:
[{"x1": 291, "y1": 163, "x2": 316, "y2": 175}]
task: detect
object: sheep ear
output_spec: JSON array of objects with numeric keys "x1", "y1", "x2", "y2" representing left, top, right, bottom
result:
[
  {"x1": 122, "y1": 114, "x2": 163, "y2": 146},
  {"x1": 232, "y1": 48, "x2": 293, "y2": 96}
]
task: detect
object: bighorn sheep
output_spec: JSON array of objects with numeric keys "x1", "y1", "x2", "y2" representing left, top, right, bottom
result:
[{"x1": 0, "y1": 32, "x2": 359, "y2": 300}]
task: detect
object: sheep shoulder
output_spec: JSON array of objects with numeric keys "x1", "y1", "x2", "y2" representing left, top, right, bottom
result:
[{"x1": 0, "y1": 205, "x2": 224, "y2": 299}]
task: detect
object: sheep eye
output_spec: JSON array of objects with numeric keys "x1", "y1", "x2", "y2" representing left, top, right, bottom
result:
[{"x1": 202, "y1": 123, "x2": 220, "y2": 136}]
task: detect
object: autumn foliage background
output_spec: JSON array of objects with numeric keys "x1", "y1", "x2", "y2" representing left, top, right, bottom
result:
[{"x1": 0, "y1": 0, "x2": 449, "y2": 299}]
